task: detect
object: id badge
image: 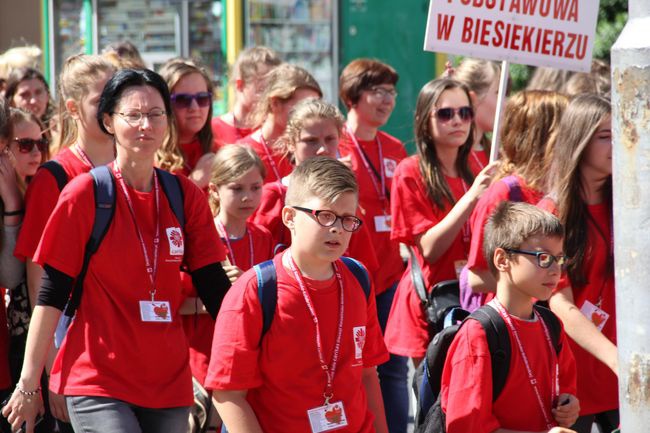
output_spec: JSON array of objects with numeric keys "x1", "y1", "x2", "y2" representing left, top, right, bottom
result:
[
  {"x1": 139, "y1": 301, "x2": 172, "y2": 322},
  {"x1": 307, "y1": 401, "x2": 348, "y2": 433},
  {"x1": 454, "y1": 260, "x2": 467, "y2": 279},
  {"x1": 580, "y1": 300, "x2": 609, "y2": 331},
  {"x1": 374, "y1": 215, "x2": 391, "y2": 232}
]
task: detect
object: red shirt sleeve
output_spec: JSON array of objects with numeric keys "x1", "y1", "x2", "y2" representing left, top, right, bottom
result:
[
  {"x1": 441, "y1": 319, "x2": 501, "y2": 433},
  {"x1": 178, "y1": 175, "x2": 226, "y2": 270},
  {"x1": 14, "y1": 168, "x2": 65, "y2": 261},
  {"x1": 205, "y1": 269, "x2": 264, "y2": 390}
]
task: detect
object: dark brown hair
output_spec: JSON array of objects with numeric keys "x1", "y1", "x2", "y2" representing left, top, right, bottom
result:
[{"x1": 339, "y1": 58, "x2": 398, "y2": 109}]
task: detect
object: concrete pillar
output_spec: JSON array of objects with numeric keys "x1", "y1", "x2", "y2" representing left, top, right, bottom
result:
[{"x1": 611, "y1": 1, "x2": 650, "y2": 430}]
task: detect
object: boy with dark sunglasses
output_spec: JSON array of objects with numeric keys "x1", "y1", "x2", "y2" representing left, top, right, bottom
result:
[
  {"x1": 441, "y1": 201, "x2": 580, "y2": 433},
  {"x1": 205, "y1": 157, "x2": 389, "y2": 433}
]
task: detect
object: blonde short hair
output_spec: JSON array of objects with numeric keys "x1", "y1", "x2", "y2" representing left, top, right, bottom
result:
[
  {"x1": 483, "y1": 201, "x2": 563, "y2": 275},
  {"x1": 286, "y1": 156, "x2": 357, "y2": 207}
]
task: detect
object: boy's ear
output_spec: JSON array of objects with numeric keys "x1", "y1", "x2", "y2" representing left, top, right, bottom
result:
[
  {"x1": 281, "y1": 205, "x2": 296, "y2": 231},
  {"x1": 493, "y1": 248, "x2": 510, "y2": 272}
]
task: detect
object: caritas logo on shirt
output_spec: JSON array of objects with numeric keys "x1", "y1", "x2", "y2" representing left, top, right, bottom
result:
[
  {"x1": 353, "y1": 326, "x2": 366, "y2": 360},
  {"x1": 166, "y1": 227, "x2": 184, "y2": 256}
]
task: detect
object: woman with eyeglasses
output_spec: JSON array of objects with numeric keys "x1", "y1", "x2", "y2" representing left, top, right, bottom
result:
[
  {"x1": 159, "y1": 58, "x2": 215, "y2": 189},
  {"x1": 465, "y1": 90, "x2": 568, "y2": 297},
  {"x1": 2, "y1": 68, "x2": 231, "y2": 433},
  {"x1": 336, "y1": 58, "x2": 409, "y2": 433},
  {"x1": 383, "y1": 78, "x2": 497, "y2": 397}
]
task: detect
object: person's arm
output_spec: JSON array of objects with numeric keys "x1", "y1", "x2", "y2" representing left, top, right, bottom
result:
[
  {"x1": 416, "y1": 162, "x2": 498, "y2": 263},
  {"x1": 362, "y1": 367, "x2": 388, "y2": 433},
  {"x1": 549, "y1": 286, "x2": 618, "y2": 375},
  {"x1": 192, "y1": 262, "x2": 232, "y2": 319},
  {"x1": 468, "y1": 267, "x2": 497, "y2": 293},
  {"x1": 188, "y1": 152, "x2": 216, "y2": 189},
  {"x1": 212, "y1": 389, "x2": 263, "y2": 433},
  {"x1": 493, "y1": 428, "x2": 576, "y2": 433},
  {"x1": 0, "y1": 224, "x2": 24, "y2": 289},
  {"x1": 26, "y1": 259, "x2": 44, "y2": 311}
]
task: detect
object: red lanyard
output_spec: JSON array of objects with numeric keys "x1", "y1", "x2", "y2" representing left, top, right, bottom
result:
[
  {"x1": 491, "y1": 299, "x2": 559, "y2": 430},
  {"x1": 75, "y1": 144, "x2": 94, "y2": 168},
  {"x1": 286, "y1": 251, "x2": 345, "y2": 405},
  {"x1": 114, "y1": 166, "x2": 161, "y2": 301},
  {"x1": 215, "y1": 219, "x2": 254, "y2": 268},
  {"x1": 346, "y1": 125, "x2": 388, "y2": 207},
  {"x1": 257, "y1": 132, "x2": 281, "y2": 181}
]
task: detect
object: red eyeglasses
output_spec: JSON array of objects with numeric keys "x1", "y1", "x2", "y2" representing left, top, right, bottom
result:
[
  {"x1": 13, "y1": 137, "x2": 48, "y2": 153},
  {"x1": 432, "y1": 106, "x2": 474, "y2": 123},
  {"x1": 170, "y1": 92, "x2": 212, "y2": 109}
]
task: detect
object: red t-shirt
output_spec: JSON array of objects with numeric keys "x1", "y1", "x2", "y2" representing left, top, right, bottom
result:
[
  {"x1": 441, "y1": 305, "x2": 577, "y2": 433},
  {"x1": 251, "y1": 180, "x2": 380, "y2": 275},
  {"x1": 182, "y1": 222, "x2": 274, "y2": 385},
  {"x1": 538, "y1": 199, "x2": 618, "y2": 415},
  {"x1": 34, "y1": 168, "x2": 226, "y2": 408},
  {"x1": 237, "y1": 131, "x2": 292, "y2": 184},
  {"x1": 180, "y1": 139, "x2": 204, "y2": 175},
  {"x1": 211, "y1": 115, "x2": 253, "y2": 151},
  {"x1": 384, "y1": 154, "x2": 484, "y2": 357},
  {"x1": 205, "y1": 254, "x2": 389, "y2": 433},
  {"x1": 467, "y1": 175, "x2": 544, "y2": 271},
  {"x1": 14, "y1": 148, "x2": 90, "y2": 261},
  {"x1": 339, "y1": 130, "x2": 407, "y2": 293}
]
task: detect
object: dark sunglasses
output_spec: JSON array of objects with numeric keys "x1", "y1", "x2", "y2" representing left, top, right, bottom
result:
[
  {"x1": 13, "y1": 137, "x2": 48, "y2": 153},
  {"x1": 170, "y1": 92, "x2": 212, "y2": 109},
  {"x1": 433, "y1": 106, "x2": 474, "y2": 122}
]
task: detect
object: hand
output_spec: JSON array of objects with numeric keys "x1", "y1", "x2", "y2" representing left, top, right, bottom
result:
[
  {"x1": 548, "y1": 427, "x2": 577, "y2": 433},
  {"x1": 467, "y1": 161, "x2": 499, "y2": 201},
  {"x1": 552, "y1": 393, "x2": 580, "y2": 428},
  {"x1": 189, "y1": 152, "x2": 216, "y2": 189},
  {"x1": 224, "y1": 265, "x2": 244, "y2": 283},
  {"x1": 338, "y1": 154, "x2": 353, "y2": 170},
  {"x1": 1, "y1": 387, "x2": 45, "y2": 433},
  {"x1": 0, "y1": 150, "x2": 22, "y2": 209},
  {"x1": 48, "y1": 389, "x2": 70, "y2": 423}
]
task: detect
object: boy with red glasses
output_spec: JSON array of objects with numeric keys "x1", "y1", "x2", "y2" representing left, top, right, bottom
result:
[{"x1": 206, "y1": 156, "x2": 389, "y2": 433}]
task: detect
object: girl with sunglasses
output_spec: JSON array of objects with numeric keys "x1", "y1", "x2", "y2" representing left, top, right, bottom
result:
[
  {"x1": 539, "y1": 95, "x2": 618, "y2": 433},
  {"x1": 465, "y1": 90, "x2": 568, "y2": 298},
  {"x1": 252, "y1": 98, "x2": 378, "y2": 274},
  {"x1": 160, "y1": 58, "x2": 216, "y2": 188},
  {"x1": 211, "y1": 46, "x2": 281, "y2": 151},
  {"x1": 238, "y1": 63, "x2": 322, "y2": 184},
  {"x1": 384, "y1": 78, "x2": 497, "y2": 366},
  {"x1": 5, "y1": 109, "x2": 48, "y2": 189}
]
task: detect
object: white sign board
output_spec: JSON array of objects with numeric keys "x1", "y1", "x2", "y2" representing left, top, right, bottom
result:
[{"x1": 424, "y1": 0, "x2": 599, "y2": 72}]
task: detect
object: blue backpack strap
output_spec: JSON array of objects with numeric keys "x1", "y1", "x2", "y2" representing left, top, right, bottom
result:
[
  {"x1": 340, "y1": 256, "x2": 371, "y2": 299},
  {"x1": 40, "y1": 160, "x2": 68, "y2": 191},
  {"x1": 255, "y1": 260, "x2": 278, "y2": 344},
  {"x1": 470, "y1": 305, "x2": 512, "y2": 401},
  {"x1": 55, "y1": 166, "x2": 116, "y2": 348},
  {"x1": 155, "y1": 168, "x2": 185, "y2": 229},
  {"x1": 502, "y1": 175, "x2": 523, "y2": 202}
]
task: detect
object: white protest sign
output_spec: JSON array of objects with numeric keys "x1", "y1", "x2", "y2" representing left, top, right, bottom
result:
[{"x1": 424, "y1": 0, "x2": 599, "y2": 72}]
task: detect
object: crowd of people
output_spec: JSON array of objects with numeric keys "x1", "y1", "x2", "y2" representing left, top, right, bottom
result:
[{"x1": 0, "y1": 40, "x2": 616, "y2": 433}]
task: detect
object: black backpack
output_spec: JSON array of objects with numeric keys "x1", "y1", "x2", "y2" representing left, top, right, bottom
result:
[
  {"x1": 414, "y1": 304, "x2": 562, "y2": 433},
  {"x1": 48, "y1": 164, "x2": 185, "y2": 348}
]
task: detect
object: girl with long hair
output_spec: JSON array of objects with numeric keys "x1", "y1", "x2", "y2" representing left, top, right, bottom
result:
[
  {"x1": 539, "y1": 94, "x2": 618, "y2": 433},
  {"x1": 237, "y1": 63, "x2": 322, "y2": 183},
  {"x1": 384, "y1": 78, "x2": 497, "y2": 363}
]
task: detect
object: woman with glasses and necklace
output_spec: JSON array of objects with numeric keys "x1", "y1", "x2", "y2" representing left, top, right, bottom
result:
[
  {"x1": 337, "y1": 58, "x2": 408, "y2": 433},
  {"x1": 384, "y1": 78, "x2": 497, "y2": 374},
  {"x1": 160, "y1": 58, "x2": 215, "y2": 189},
  {"x1": 2, "y1": 68, "x2": 231, "y2": 433}
]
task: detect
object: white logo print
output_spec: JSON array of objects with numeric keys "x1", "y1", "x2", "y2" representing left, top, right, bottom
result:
[
  {"x1": 353, "y1": 326, "x2": 366, "y2": 360},
  {"x1": 166, "y1": 227, "x2": 184, "y2": 256}
]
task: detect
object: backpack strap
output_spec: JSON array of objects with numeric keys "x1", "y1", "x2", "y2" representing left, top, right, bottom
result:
[
  {"x1": 533, "y1": 304, "x2": 562, "y2": 355},
  {"x1": 502, "y1": 175, "x2": 523, "y2": 202},
  {"x1": 255, "y1": 257, "x2": 371, "y2": 344},
  {"x1": 408, "y1": 246, "x2": 429, "y2": 305},
  {"x1": 155, "y1": 168, "x2": 185, "y2": 229},
  {"x1": 255, "y1": 260, "x2": 278, "y2": 344},
  {"x1": 40, "y1": 160, "x2": 68, "y2": 191},
  {"x1": 340, "y1": 256, "x2": 371, "y2": 300},
  {"x1": 470, "y1": 305, "x2": 512, "y2": 401}
]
